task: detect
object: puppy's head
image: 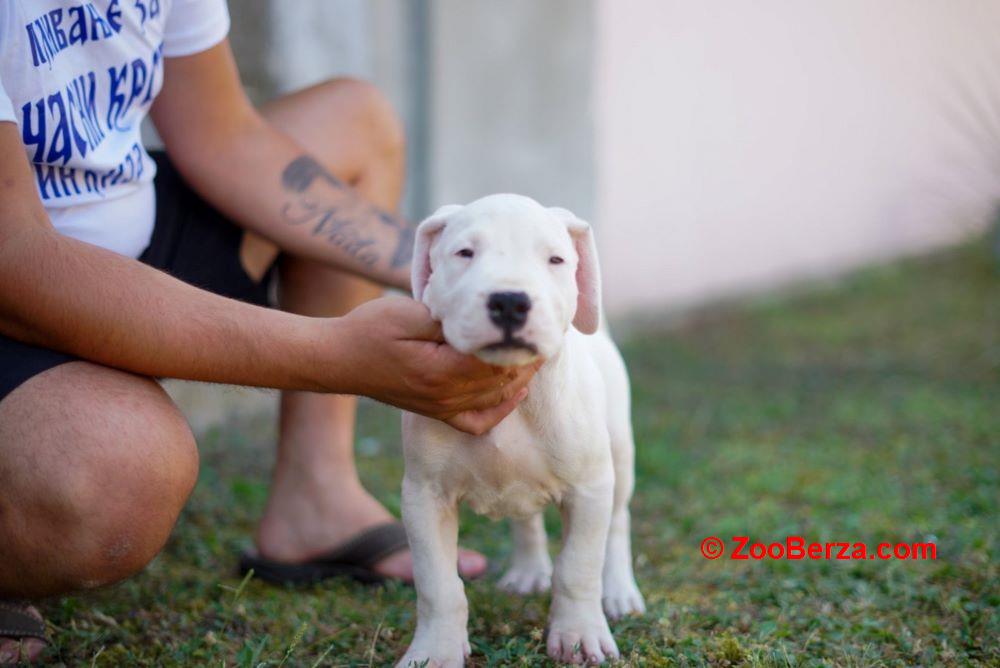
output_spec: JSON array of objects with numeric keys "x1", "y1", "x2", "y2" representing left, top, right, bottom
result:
[{"x1": 412, "y1": 194, "x2": 601, "y2": 366}]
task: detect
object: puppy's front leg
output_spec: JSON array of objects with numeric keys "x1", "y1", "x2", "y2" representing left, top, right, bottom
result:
[
  {"x1": 397, "y1": 476, "x2": 469, "y2": 668},
  {"x1": 548, "y1": 475, "x2": 619, "y2": 665}
]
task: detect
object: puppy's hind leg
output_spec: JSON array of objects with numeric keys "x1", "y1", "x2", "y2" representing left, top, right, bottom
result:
[
  {"x1": 397, "y1": 477, "x2": 470, "y2": 668},
  {"x1": 602, "y1": 420, "x2": 645, "y2": 619},
  {"x1": 498, "y1": 513, "x2": 552, "y2": 595}
]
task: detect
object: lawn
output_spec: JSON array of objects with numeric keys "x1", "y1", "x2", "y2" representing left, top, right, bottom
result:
[{"x1": 39, "y1": 240, "x2": 998, "y2": 666}]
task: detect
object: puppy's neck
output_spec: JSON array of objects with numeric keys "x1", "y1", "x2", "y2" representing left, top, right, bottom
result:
[{"x1": 521, "y1": 343, "x2": 573, "y2": 419}]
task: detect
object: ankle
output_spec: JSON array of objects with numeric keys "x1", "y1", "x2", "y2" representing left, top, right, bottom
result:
[
  {"x1": 255, "y1": 479, "x2": 394, "y2": 561},
  {"x1": 270, "y1": 462, "x2": 362, "y2": 497}
]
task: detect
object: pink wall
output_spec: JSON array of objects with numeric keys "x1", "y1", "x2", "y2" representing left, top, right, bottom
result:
[{"x1": 595, "y1": 0, "x2": 1000, "y2": 314}]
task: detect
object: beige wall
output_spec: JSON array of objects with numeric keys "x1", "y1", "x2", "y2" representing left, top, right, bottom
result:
[
  {"x1": 595, "y1": 0, "x2": 1000, "y2": 314},
  {"x1": 428, "y1": 0, "x2": 594, "y2": 220}
]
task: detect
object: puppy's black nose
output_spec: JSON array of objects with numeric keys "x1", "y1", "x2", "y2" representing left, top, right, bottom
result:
[{"x1": 487, "y1": 291, "x2": 531, "y2": 331}]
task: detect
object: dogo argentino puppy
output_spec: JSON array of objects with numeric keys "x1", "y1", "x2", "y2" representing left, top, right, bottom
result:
[{"x1": 398, "y1": 194, "x2": 645, "y2": 667}]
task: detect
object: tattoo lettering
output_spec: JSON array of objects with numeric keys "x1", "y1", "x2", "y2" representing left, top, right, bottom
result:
[
  {"x1": 281, "y1": 155, "x2": 344, "y2": 192},
  {"x1": 281, "y1": 198, "x2": 379, "y2": 267},
  {"x1": 279, "y1": 155, "x2": 416, "y2": 271}
]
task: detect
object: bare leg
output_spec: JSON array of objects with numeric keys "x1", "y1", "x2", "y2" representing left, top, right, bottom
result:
[
  {"x1": 251, "y1": 79, "x2": 485, "y2": 579},
  {"x1": 0, "y1": 362, "x2": 199, "y2": 661},
  {"x1": 498, "y1": 513, "x2": 552, "y2": 594}
]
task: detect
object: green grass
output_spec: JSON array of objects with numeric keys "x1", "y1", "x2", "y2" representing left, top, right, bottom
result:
[{"x1": 40, "y1": 240, "x2": 998, "y2": 666}]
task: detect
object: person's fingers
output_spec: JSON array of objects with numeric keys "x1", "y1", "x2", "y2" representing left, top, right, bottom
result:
[
  {"x1": 446, "y1": 387, "x2": 529, "y2": 435},
  {"x1": 448, "y1": 367, "x2": 519, "y2": 398},
  {"x1": 446, "y1": 357, "x2": 544, "y2": 408},
  {"x1": 446, "y1": 363, "x2": 538, "y2": 415},
  {"x1": 425, "y1": 343, "x2": 506, "y2": 380},
  {"x1": 408, "y1": 319, "x2": 445, "y2": 343},
  {"x1": 438, "y1": 349, "x2": 545, "y2": 386},
  {"x1": 383, "y1": 297, "x2": 446, "y2": 342}
]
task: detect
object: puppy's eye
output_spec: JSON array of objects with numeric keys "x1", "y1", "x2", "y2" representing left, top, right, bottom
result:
[
  {"x1": 549, "y1": 256, "x2": 565, "y2": 265},
  {"x1": 456, "y1": 248, "x2": 474, "y2": 259}
]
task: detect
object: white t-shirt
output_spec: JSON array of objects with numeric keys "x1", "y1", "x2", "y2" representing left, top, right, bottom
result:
[{"x1": 0, "y1": 1, "x2": 230, "y2": 258}]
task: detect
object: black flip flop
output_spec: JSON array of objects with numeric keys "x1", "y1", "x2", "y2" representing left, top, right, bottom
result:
[
  {"x1": 238, "y1": 522, "x2": 410, "y2": 586},
  {"x1": 0, "y1": 601, "x2": 47, "y2": 658}
]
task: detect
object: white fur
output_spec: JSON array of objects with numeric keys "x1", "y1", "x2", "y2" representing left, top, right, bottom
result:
[{"x1": 398, "y1": 194, "x2": 644, "y2": 667}]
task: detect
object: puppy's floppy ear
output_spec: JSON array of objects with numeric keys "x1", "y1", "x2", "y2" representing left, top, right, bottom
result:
[
  {"x1": 550, "y1": 207, "x2": 601, "y2": 334},
  {"x1": 412, "y1": 204, "x2": 463, "y2": 302}
]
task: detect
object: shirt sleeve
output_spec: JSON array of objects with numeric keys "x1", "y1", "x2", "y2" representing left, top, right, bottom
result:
[
  {"x1": 162, "y1": 0, "x2": 231, "y2": 58},
  {"x1": 0, "y1": 71, "x2": 15, "y2": 123}
]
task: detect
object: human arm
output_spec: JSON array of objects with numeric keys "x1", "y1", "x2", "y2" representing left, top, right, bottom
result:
[
  {"x1": 150, "y1": 41, "x2": 414, "y2": 290},
  {"x1": 0, "y1": 124, "x2": 533, "y2": 433}
]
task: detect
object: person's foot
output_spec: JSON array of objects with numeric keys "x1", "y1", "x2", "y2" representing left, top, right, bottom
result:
[
  {"x1": 0, "y1": 605, "x2": 46, "y2": 664},
  {"x1": 255, "y1": 474, "x2": 486, "y2": 582}
]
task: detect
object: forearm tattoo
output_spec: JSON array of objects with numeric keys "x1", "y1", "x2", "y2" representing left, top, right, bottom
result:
[{"x1": 279, "y1": 155, "x2": 415, "y2": 270}]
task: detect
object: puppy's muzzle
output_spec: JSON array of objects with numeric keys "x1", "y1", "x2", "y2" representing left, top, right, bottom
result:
[{"x1": 487, "y1": 291, "x2": 531, "y2": 333}]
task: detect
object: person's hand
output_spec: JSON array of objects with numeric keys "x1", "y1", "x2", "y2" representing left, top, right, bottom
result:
[{"x1": 324, "y1": 296, "x2": 541, "y2": 434}]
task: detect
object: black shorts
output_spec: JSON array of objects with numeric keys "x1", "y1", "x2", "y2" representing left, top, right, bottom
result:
[{"x1": 0, "y1": 151, "x2": 276, "y2": 402}]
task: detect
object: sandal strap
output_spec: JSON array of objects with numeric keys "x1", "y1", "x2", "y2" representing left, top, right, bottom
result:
[
  {"x1": 0, "y1": 602, "x2": 46, "y2": 641},
  {"x1": 315, "y1": 522, "x2": 409, "y2": 569}
]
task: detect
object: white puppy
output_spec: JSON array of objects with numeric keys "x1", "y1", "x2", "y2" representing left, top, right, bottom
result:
[{"x1": 398, "y1": 194, "x2": 644, "y2": 667}]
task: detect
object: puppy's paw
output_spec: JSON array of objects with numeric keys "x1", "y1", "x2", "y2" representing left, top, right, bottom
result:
[
  {"x1": 397, "y1": 631, "x2": 470, "y2": 668},
  {"x1": 602, "y1": 577, "x2": 646, "y2": 620},
  {"x1": 546, "y1": 613, "x2": 619, "y2": 665},
  {"x1": 498, "y1": 557, "x2": 552, "y2": 595}
]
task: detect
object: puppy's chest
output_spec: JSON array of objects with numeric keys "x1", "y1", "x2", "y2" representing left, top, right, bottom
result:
[{"x1": 449, "y1": 421, "x2": 577, "y2": 520}]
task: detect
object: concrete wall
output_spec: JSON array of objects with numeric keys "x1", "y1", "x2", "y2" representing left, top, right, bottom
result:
[
  {"x1": 594, "y1": 0, "x2": 1000, "y2": 314},
  {"x1": 428, "y1": 0, "x2": 594, "y2": 220},
  {"x1": 228, "y1": 0, "x2": 594, "y2": 224}
]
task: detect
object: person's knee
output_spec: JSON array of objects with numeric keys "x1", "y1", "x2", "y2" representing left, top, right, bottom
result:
[
  {"x1": 70, "y1": 391, "x2": 198, "y2": 588},
  {"x1": 323, "y1": 77, "x2": 406, "y2": 165},
  {"x1": 69, "y1": 390, "x2": 198, "y2": 586},
  {"x1": 0, "y1": 366, "x2": 198, "y2": 595}
]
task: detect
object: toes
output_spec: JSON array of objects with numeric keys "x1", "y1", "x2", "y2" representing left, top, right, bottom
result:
[
  {"x1": 0, "y1": 641, "x2": 19, "y2": 663},
  {"x1": 548, "y1": 632, "x2": 599, "y2": 665},
  {"x1": 580, "y1": 638, "x2": 606, "y2": 665},
  {"x1": 603, "y1": 589, "x2": 646, "y2": 620},
  {"x1": 545, "y1": 632, "x2": 560, "y2": 660},
  {"x1": 603, "y1": 598, "x2": 620, "y2": 620},
  {"x1": 458, "y1": 549, "x2": 488, "y2": 579},
  {"x1": 398, "y1": 633, "x2": 469, "y2": 667},
  {"x1": 498, "y1": 569, "x2": 550, "y2": 594},
  {"x1": 375, "y1": 549, "x2": 416, "y2": 582},
  {"x1": 604, "y1": 598, "x2": 628, "y2": 620},
  {"x1": 497, "y1": 571, "x2": 518, "y2": 592},
  {"x1": 23, "y1": 638, "x2": 46, "y2": 661},
  {"x1": 0, "y1": 605, "x2": 47, "y2": 663},
  {"x1": 0, "y1": 637, "x2": 46, "y2": 663},
  {"x1": 375, "y1": 546, "x2": 487, "y2": 582},
  {"x1": 599, "y1": 636, "x2": 620, "y2": 660},
  {"x1": 583, "y1": 633, "x2": 618, "y2": 664},
  {"x1": 547, "y1": 632, "x2": 578, "y2": 663},
  {"x1": 547, "y1": 623, "x2": 618, "y2": 665},
  {"x1": 562, "y1": 636, "x2": 583, "y2": 664}
]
